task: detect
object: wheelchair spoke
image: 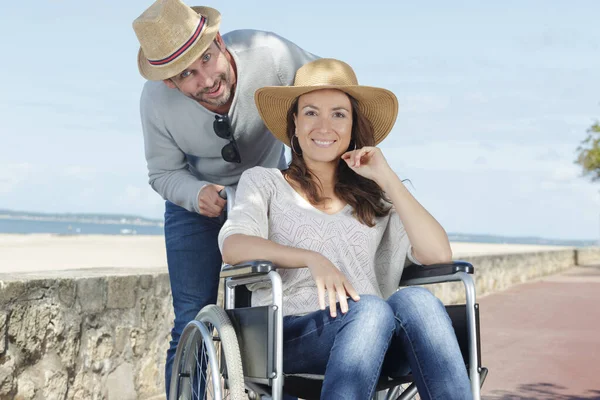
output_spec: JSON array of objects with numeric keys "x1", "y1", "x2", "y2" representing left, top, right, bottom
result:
[
  {"x1": 202, "y1": 340, "x2": 212, "y2": 400},
  {"x1": 171, "y1": 306, "x2": 243, "y2": 400},
  {"x1": 184, "y1": 323, "x2": 232, "y2": 400}
]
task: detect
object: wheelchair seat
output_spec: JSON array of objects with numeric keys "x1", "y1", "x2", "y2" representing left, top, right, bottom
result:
[{"x1": 219, "y1": 261, "x2": 488, "y2": 400}]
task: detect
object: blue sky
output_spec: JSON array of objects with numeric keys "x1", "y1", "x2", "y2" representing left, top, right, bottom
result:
[{"x1": 1, "y1": 0, "x2": 599, "y2": 241}]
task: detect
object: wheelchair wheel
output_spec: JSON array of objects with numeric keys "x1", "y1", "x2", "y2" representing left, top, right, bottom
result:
[
  {"x1": 170, "y1": 305, "x2": 245, "y2": 400},
  {"x1": 384, "y1": 383, "x2": 419, "y2": 400}
]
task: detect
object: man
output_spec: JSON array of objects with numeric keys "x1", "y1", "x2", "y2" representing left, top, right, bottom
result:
[{"x1": 132, "y1": 0, "x2": 318, "y2": 395}]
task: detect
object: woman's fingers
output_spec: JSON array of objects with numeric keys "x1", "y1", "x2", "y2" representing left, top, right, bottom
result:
[
  {"x1": 308, "y1": 259, "x2": 359, "y2": 318},
  {"x1": 327, "y1": 281, "x2": 338, "y2": 317},
  {"x1": 355, "y1": 149, "x2": 364, "y2": 167},
  {"x1": 341, "y1": 151, "x2": 359, "y2": 168},
  {"x1": 344, "y1": 280, "x2": 361, "y2": 302},
  {"x1": 316, "y1": 281, "x2": 326, "y2": 311},
  {"x1": 341, "y1": 147, "x2": 377, "y2": 168},
  {"x1": 356, "y1": 147, "x2": 375, "y2": 167},
  {"x1": 336, "y1": 284, "x2": 349, "y2": 314}
]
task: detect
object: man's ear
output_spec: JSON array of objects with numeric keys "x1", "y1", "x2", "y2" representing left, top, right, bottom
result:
[
  {"x1": 163, "y1": 79, "x2": 177, "y2": 89},
  {"x1": 215, "y1": 32, "x2": 226, "y2": 51}
]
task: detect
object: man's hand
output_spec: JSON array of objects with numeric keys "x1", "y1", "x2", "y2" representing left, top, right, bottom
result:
[{"x1": 198, "y1": 184, "x2": 227, "y2": 217}]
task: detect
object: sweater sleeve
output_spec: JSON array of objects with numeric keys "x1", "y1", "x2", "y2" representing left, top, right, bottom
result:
[
  {"x1": 218, "y1": 167, "x2": 273, "y2": 252},
  {"x1": 140, "y1": 84, "x2": 210, "y2": 214},
  {"x1": 375, "y1": 208, "x2": 420, "y2": 298},
  {"x1": 265, "y1": 32, "x2": 320, "y2": 86}
]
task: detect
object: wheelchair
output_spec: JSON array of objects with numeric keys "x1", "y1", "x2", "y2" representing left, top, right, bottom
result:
[{"x1": 169, "y1": 187, "x2": 488, "y2": 400}]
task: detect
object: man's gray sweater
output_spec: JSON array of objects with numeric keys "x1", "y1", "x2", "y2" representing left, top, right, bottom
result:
[{"x1": 139, "y1": 30, "x2": 318, "y2": 213}]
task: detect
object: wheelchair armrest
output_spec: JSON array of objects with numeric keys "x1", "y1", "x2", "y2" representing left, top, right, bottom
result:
[
  {"x1": 399, "y1": 261, "x2": 473, "y2": 286},
  {"x1": 220, "y1": 260, "x2": 276, "y2": 279}
]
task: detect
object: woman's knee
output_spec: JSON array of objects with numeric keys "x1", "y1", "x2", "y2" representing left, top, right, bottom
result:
[
  {"x1": 389, "y1": 287, "x2": 444, "y2": 312},
  {"x1": 345, "y1": 295, "x2": 395, "y2": 334},
  {"x1": 387, "y1": 287, "x2": 451, "y2": 329}
]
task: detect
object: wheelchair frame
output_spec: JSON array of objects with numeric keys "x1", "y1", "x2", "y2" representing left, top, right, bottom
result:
[
  {"x1": 171, "y1": 186, "x2": 488, "y2": 400},
  {"x1": 220, "y1": 259, "x2": 487, "y2": 400}
]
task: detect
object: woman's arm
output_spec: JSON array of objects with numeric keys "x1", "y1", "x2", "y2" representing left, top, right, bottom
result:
[
  {"x1": 222, "y1": 233, "x2": 360, "y2": 316},
  {"x1": 376, "y1": 171, "x2": 452, "y2": 265},
  {"x1": 219, "y1": 168, "x2": 359, "y2": 316},
  {"x1": 222, "y1": 233, "x2": 313, "y2": 268},
  {"x1": 342, "y1": 147, "x2": 452, "y2": 265}
]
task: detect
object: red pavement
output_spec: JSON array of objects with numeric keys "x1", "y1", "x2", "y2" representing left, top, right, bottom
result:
[{"x1": 479, "y1": 265, "x2": 600, "y2": 400}]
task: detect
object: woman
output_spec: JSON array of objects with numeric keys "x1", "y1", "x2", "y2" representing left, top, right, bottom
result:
[{"x1": 218, "y1": 58, "x2": 472, "y2": 399}]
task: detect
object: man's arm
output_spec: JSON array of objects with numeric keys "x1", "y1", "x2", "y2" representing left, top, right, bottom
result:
[
  {"x1": 140, "y1": 85, "x2": 210, "y2": 214},
  {"x1": 266, "y1": 32, "x2": 320, "y2": 86}
]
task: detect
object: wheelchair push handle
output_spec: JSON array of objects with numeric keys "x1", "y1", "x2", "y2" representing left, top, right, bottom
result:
[{"x1": 218, "y1": 187, "x2": 235, "y2": 215}]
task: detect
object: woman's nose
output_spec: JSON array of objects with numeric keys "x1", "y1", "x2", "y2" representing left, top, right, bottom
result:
[{"x1": 315, "y1": 116, "x2": 332, "y2": 132}]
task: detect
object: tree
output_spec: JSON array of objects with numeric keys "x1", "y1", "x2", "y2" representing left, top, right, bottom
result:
[{"x1": 576, "y1": 121, "x2": 600, "y2": 181}]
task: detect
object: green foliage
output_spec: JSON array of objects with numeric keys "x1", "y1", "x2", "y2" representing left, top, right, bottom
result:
[{"x1": 576, "y1": 121, "x2": 600, "y2": 181}]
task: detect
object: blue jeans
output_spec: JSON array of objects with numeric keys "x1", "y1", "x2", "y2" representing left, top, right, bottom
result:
[
  {"x1": 282, "y1": 288, "x2": 473, "y2": 400},
  {"x1": 163, "y1": 201, "x2": 225, "y2": 398}
]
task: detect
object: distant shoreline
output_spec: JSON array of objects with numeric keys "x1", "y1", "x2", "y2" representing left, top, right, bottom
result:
[
  {"x1": 0, "y1": 210, "x2": 595, "y2": 247},
  {"x1": 0, "y1": 215, "x2": 163, "y2": 227},
  {"x1": 0, "y1": 233, "x2": 584, "y2": 274}
]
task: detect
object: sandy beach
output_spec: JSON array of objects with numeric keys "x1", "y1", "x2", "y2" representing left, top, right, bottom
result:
[{"x1": 0, "y1": 233, "x2": 574, "y2": 274}]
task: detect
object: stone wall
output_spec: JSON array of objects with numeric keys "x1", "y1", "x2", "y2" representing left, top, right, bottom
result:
[
  {"x1": 575, "y1": 246, "x2": 600, "y2": 266},
  {"x1": 1, "y1": 248, "x2": 599, "y2": 400},
  {"x1": 427, "y1": 248, "x2": 577, "y2": 304},
  {"x1": 0, "y1": 269, "x2": 172, "y2": 400}
]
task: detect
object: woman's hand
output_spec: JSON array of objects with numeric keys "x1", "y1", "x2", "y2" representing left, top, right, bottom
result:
[
  {"x1": 304, "y1": 252, "x2": 360, "y2": 317},
  {"x1": 341, "y1": 146, "x2": 393, "y2": 184}
]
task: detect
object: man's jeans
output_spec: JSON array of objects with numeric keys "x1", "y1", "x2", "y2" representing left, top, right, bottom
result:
[
  {"x1": 282, "y1": 288, "x2": 473, "y2": 400},
  {"x1": 163, "y1": 201, "x2": 225, "y2": 397}
]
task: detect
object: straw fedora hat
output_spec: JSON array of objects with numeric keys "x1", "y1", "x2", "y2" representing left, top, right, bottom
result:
[
  {"x1": 133, "y1": 0, "x2": 221, "y2": 81},
  {"x1": 254, "y1": 58, "x2": 398, "y2": 147}
]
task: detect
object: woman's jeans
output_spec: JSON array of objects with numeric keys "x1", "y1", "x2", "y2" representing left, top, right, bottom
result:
[{"x1": 282, "y1": 288, "x2": 473, "y2": 400}]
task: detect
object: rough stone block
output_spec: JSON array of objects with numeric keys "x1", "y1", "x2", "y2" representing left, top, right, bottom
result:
[
  {"x1": 106, "y1": 276, "x2": 138, "y2": 309},
  {"x1": 8, "y1": 303, "x2": 60, "y2": 360},
  {"x1": 106, "y1": 363, "x2": 137, "y2": 400},
  {"x1": 138, "y1": 355, "x2": 163, "y2": 399},
  {"x1": 0, "y1": 280, "x2": 26, "y2": 304},
  {"x1": 0, "y1": 311, "x2": 7, "y2": 355},
  {"x1": 58, "y1": 279, "x2": 76, "y2": 308},
  {"x1": 77, "y1": 278, "x2": 106, "y2": 313},
  {"x1": 22, "y1": 279, "x2": 55, "y2": 301},
  {"x1": 17, "y1": 352, "x2": 68, "y2": 400},
  {"x1": 57, "y1": 325, "x2": 81, "y2": 370},
  {"x1": 139, "y1": 275, "x2": 153, "y2": 290},
  {"x1": 0, "y1": 357, "x2": 15, "y2": 396},
  {"x1": 575, "y1": 247, "x2": 600, "y2": 266},
  {"x1": 69, "y1": 372, "x2": 103, "y2": 400},
  {"x1": 41, "y1": 370, "x2": 68, "y2": 400},
  {"x1": 130, "y1": 328, "x2": 147, "y2": 356},
  {"x1": 154, "y1": 274, "x2": 171, "y2": 297},
  {"x1": 15, "y1": 375, "x2": 36, "y2": 399},
  {"x1": 114, "y1": 326, "x2": 130, "y2": 355}
]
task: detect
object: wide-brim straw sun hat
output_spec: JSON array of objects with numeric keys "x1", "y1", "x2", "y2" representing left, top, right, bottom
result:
[
  {"x1": 133, "y1": 0, "x2": 221, "y2": 81},
  {"x1": 254, "y1": 58, "x2": 399, "y2": 147}
]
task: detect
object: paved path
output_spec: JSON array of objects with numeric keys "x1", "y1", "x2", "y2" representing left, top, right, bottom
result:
[{"x1": 480, "y1": 265, "x2": 600, "y2": 399}]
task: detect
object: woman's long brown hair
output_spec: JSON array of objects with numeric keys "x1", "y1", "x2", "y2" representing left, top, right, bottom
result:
[{"x1": 282, "y1": 94, "x2": 392, "y2": 227}]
